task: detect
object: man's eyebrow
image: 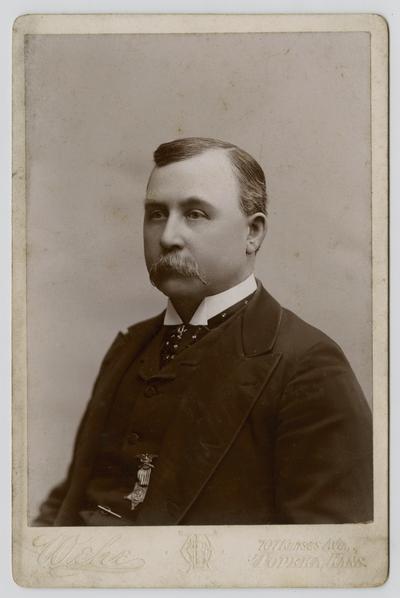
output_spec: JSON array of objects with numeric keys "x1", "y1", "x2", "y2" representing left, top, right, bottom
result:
[
  {"x1": 144, "y1": 196, "x2": 216, "y2": 211},
  {"x1": 179, "y1": 196, "x2": 215, "y2": 211},
  {"x1": 144, "y1": 200, "x2": 166, "y2": 209}
]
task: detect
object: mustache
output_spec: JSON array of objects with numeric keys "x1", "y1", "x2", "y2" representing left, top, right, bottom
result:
[{"x1": 149, "y1": 252, "x2": 208, "y2": 286}]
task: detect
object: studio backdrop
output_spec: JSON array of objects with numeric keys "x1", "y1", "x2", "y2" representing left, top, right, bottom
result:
[{"x1": 25, "y1": 31, "x2": 372, "y2": 522}]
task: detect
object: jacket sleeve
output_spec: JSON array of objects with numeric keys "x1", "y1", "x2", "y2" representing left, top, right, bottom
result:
[
  {"x1": 274, "y1": 340, "x2": 373, "y2": 524},
  {"x1": 32, "y1": 332, "x2": 127, "y2": 526}
]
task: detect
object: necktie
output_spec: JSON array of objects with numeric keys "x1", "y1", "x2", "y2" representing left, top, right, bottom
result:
[
  {"x1": 160, "y1": 291, "x2": 255, "y2": 368},
  {"x1": 160, "y1": 323, "x2": 208, "y2": 367}
]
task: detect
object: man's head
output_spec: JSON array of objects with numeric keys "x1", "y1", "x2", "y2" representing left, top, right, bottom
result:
[{"x1": 143, "y1": 137, "x2": 267, "y2": 304}]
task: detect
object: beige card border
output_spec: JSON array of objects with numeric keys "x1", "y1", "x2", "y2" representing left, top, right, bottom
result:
[{"x1": 12, "y1": 13, "x2": 388, "y2": 588}]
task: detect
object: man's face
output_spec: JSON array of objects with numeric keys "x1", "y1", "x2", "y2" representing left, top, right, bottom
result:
[{"x1": 144, "y1": 149, "x2": 252, "y2": 302}]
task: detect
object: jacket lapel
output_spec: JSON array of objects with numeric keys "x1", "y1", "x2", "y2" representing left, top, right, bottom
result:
[
  {"x1": 136, "y1": 283, "x2": 283, "y2": 525},
  {"x1": 55, "y1": 312, "x2": 164, "y2": 525},
  {"x1": 76, "y1": 312, "x2": 166, "y2": 461}
]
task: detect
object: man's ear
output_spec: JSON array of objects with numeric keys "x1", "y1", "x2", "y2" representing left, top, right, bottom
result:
[{"x1": 246, "y1": 212, "x2": 267, "y2": 255}]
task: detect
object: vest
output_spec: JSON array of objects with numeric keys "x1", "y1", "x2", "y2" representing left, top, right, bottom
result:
[{"x1": 80, "y1": 302, "x2": 249, "y2": 525}]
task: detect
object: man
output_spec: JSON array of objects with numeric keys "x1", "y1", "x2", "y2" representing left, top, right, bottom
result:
[{"x1": 34, "y1": 137, "x2": 373, "y2": 526}]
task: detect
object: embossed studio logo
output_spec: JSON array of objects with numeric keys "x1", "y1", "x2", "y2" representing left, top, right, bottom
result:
[{"x1": 180, "y1": 534, "x2": 213, "y2": 571}]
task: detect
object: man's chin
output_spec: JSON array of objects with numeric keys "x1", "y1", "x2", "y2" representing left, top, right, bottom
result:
[{"x1": 154, "y1": 276, "x2": 206, "y2": 299}]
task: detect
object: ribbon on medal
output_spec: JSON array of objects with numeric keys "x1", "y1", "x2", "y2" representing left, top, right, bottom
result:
[{"x1": 124, "y1": 453, "x2": 158, "y2": 510}]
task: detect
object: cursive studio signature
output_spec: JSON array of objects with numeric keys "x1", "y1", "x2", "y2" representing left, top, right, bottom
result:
[{"x1": 32, "y1": 534, "x2": 146, "y2": 576}]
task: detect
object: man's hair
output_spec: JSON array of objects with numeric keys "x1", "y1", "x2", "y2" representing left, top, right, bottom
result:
[{"x1": 153, "y1": 137, "x2": 267, "y2": 217}]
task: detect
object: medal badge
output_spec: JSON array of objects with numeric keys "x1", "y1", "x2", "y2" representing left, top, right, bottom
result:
[{"x1": 124, "y1": 453, "x2": 158, "y2": 510}]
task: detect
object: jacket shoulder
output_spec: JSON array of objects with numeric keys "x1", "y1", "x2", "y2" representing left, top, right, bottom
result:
[
  {"x1": 126, "y1": 311, "x2": 165, "y2": 337},
  {"x1": 97, "y1": 311, "x2": 165, "y2": 370},
  {"x1": 276, "y1": 305, "x2": 348, "y2": 363}
]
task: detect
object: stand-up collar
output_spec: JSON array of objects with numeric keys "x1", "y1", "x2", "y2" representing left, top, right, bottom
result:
[{"x1": 163, "y1": 274, "x2": 257, "y2": 325}]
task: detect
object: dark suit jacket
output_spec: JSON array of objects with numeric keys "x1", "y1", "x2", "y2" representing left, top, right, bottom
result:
[{"x1": 35, "y1": 283, "x2": 373, "y2": 525}]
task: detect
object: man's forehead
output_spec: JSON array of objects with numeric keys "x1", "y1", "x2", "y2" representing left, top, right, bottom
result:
[{"x1": 146, "y1": 148, "x2": 239, "y2": 201}]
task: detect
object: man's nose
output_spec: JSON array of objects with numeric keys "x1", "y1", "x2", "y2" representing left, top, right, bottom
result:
[{"x1": 160, "y1": 215, "x2": 184, "y2": 251}]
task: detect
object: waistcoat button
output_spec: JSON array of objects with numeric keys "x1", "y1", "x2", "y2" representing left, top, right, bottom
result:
[
  {"x1": 144, "y1": 384, "x2": 158, "y2": 397},
  {"x1": 127, "y1": 432, "x2": 140, "y2": 444}
]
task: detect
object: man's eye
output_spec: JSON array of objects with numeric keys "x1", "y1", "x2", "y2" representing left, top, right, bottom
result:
[
  {"x1": 148, "y1": 210, "x2": 166, "y2": 220},
  {"x1": 186, "y1": 209, "x2": 207, "y2": 220}
]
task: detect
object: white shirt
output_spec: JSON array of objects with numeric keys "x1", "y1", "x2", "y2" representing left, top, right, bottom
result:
[{"x1": 163, "y1": 274, "x2": 257, "y2": 326}]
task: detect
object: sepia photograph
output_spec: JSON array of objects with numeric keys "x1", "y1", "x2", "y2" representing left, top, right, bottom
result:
[{"x1": 12, "y1": 13, "x2": 388, "y2": 588}]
